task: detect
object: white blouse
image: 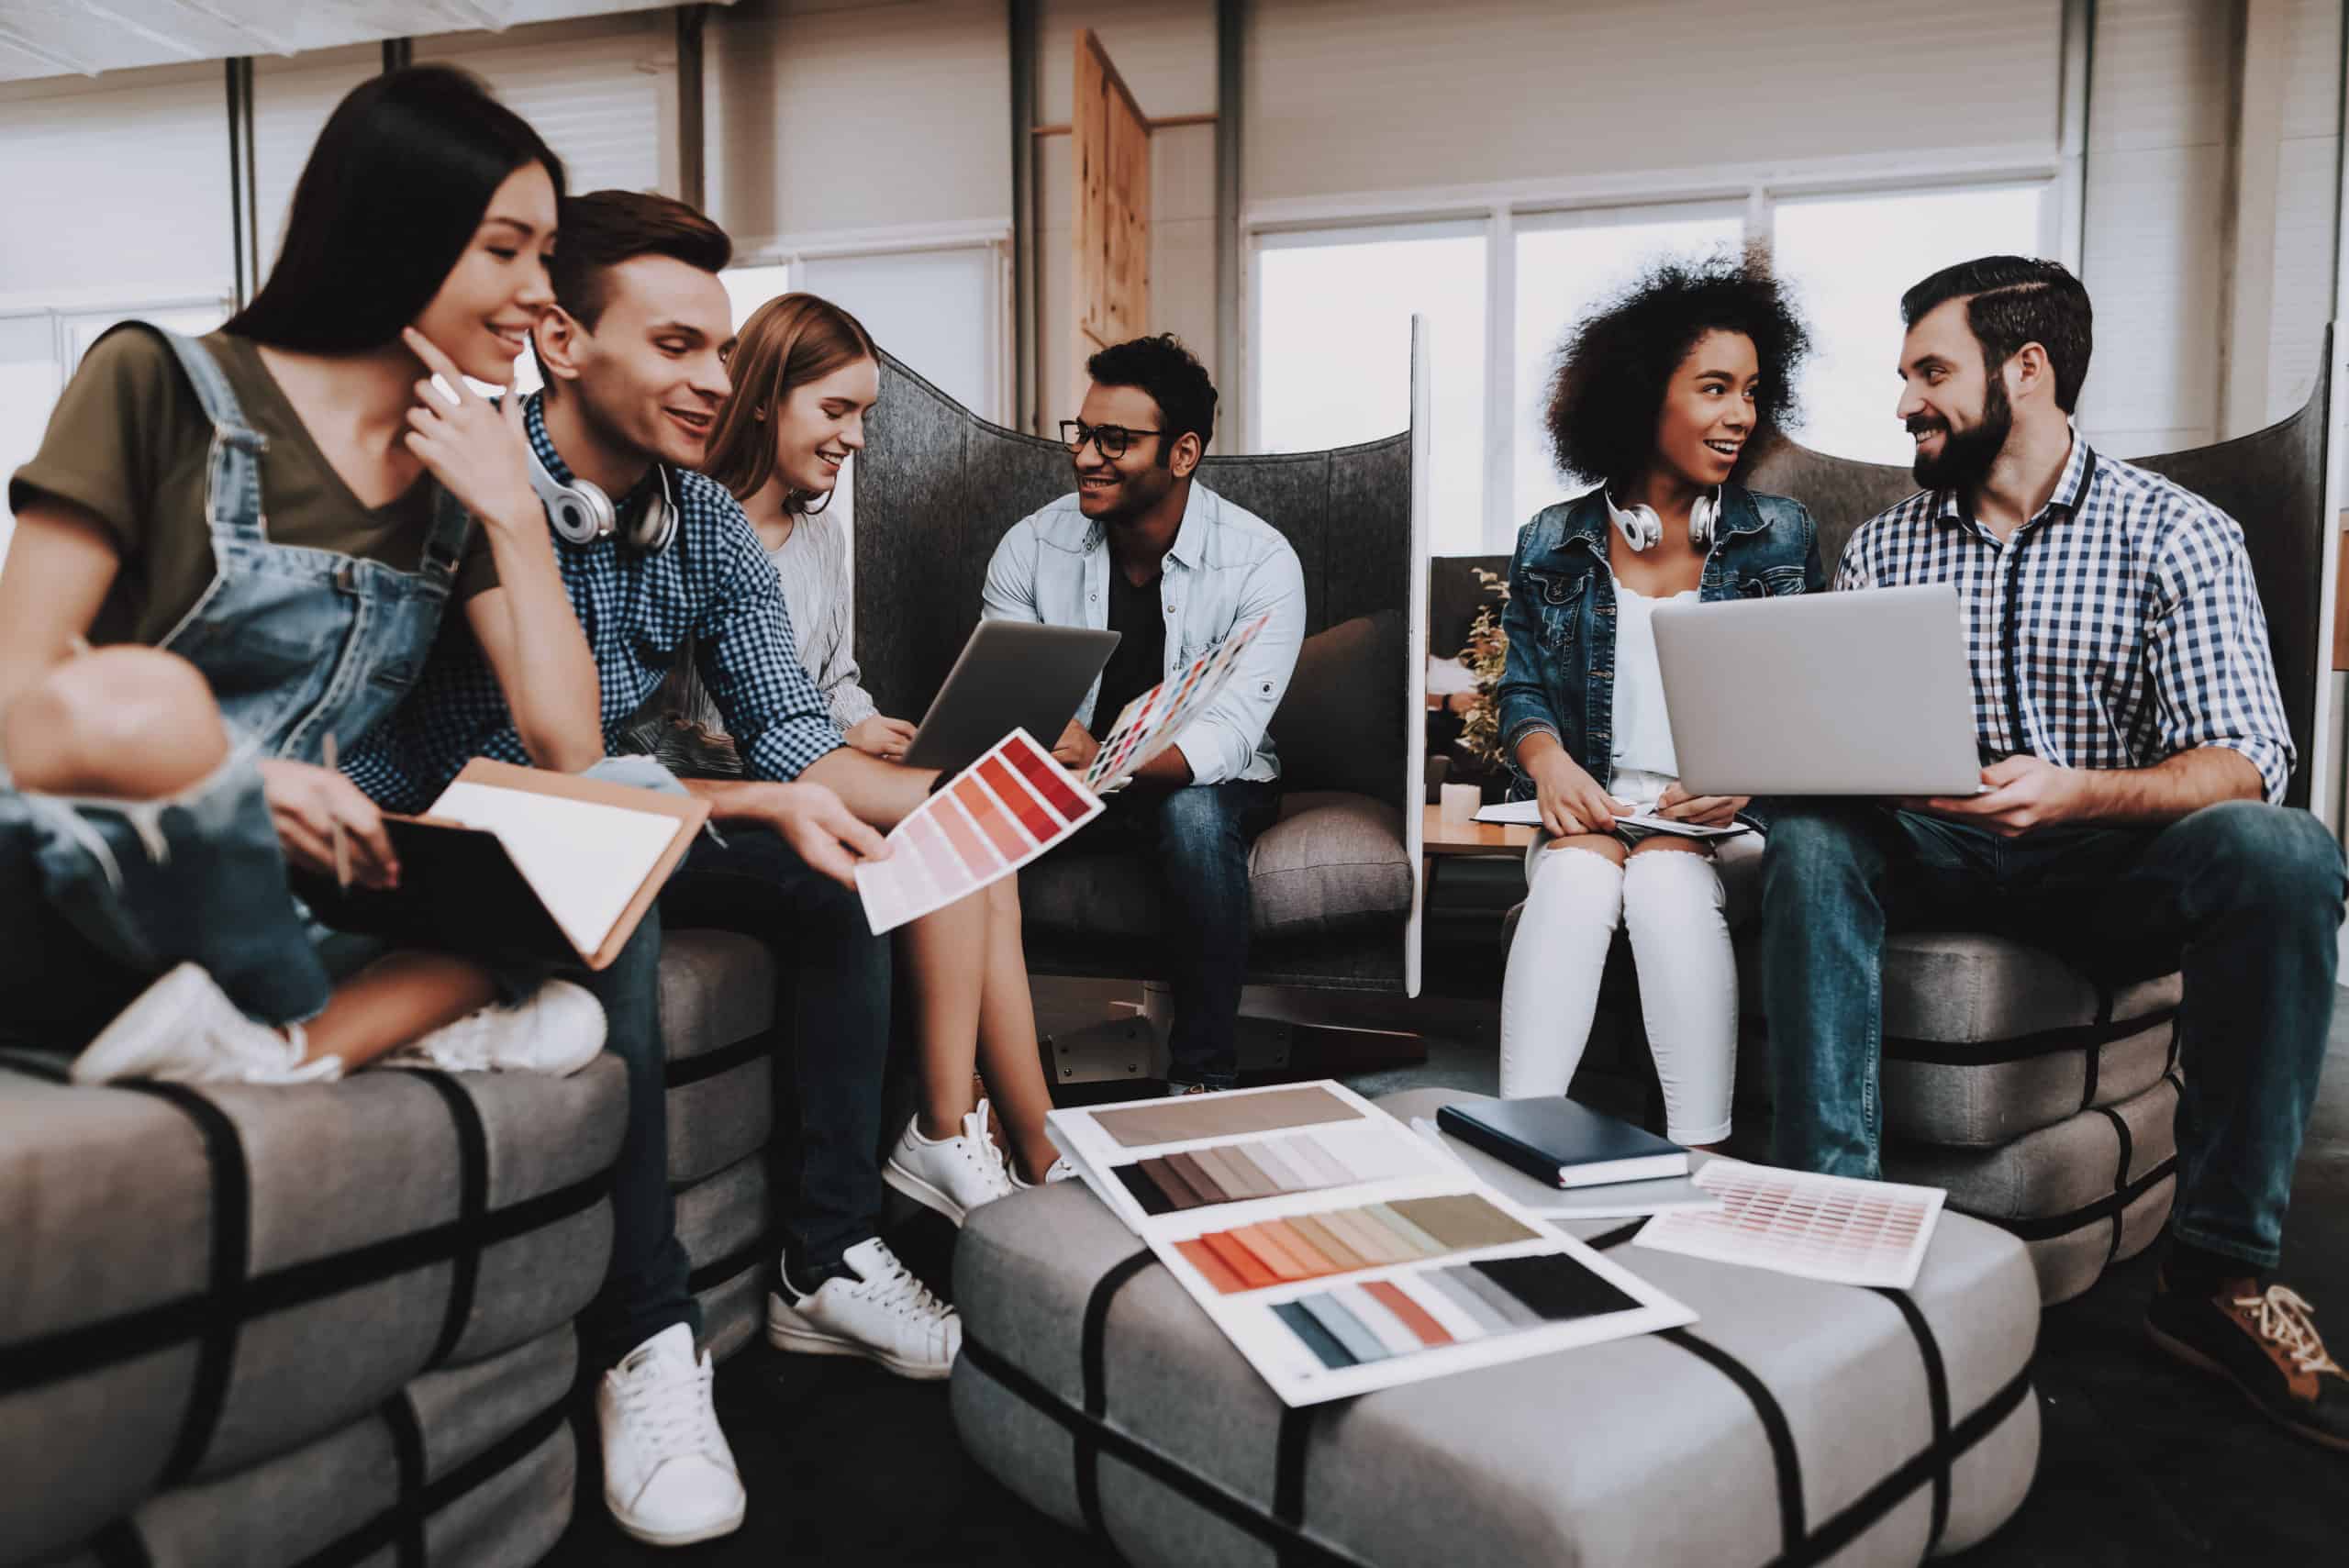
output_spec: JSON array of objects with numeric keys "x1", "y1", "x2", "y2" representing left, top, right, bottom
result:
[{"x1": 1609, "y1": 580, "x2": 1698, "y2": 780}]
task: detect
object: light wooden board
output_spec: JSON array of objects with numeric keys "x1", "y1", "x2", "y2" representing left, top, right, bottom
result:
[{"x1": 1073, "y1": 27, "x2": 1151, "y2": 388}]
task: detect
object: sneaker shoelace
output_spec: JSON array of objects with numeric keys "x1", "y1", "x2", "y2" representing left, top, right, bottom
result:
[
  {"x1": 958, "y1": 1102, "x2": 1013, "y2": 1192},
  {"x1": 617, "y1": 1354, "x2": 724, "y2": 1466},
  {"x1": 848, "y1": 1246, "x2": 952, "y2": 1332},
  {"x1": 2236, "y1": 1285, "x2": 2345, "y2": 1378}
]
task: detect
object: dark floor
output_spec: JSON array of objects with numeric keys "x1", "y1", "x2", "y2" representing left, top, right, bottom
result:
[{"x1": 557, "y1": 983, "x2": 2349, "y2": 1567}]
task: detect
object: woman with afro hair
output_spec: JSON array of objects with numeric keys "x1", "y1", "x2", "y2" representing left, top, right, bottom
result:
[{"x1": 1493, "y1": 251, "x2": 1821, "y2": 1149}]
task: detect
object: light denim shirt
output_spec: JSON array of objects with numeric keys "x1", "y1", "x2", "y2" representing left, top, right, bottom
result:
[{"x1": 981, "y1": 481, "x2": 1307, "y2": 785}]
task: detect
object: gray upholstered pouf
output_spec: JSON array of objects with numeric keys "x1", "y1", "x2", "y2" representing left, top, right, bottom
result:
[
  {"x1": 1887, "y1": 1072, "x2": 2180, "y2": 1307},
  {"x1": 61, "y1": 1327, "x2": 580, "y2": 1568},
  {"x1": 0, "y1": 1053, "x2": 624, "y2": 1565},
  {"x1": 952, "y1": 1087, "x2": 2041, "y2": 1568}
]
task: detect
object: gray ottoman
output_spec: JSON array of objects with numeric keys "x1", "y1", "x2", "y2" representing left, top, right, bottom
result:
[
  {"x1": 0, "y1": 1051, "x2": 625, "y2": 1566},
  {"x1": 952, "y1": 1087, "x2": 2041, "y2": 1567},
  {"x1": 657, "y1": 930, "x2": 782, "y2": 1361},
  {"x1": 1888, "y1": 1072, "x2": 2180, "y2": 1306}
]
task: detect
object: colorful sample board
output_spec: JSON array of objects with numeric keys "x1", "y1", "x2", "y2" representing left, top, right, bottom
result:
[
  {"x1": 1632, "y1": 1161, "x2": 1944, "y2": 1289},
  {"x1": 855, "y1": 729, "x2": 1102, "y2": 935},
  {"x1": 1083, "y1": 611, "x2": 1272, "y2": 791},
  {"x1": 1047, "y1": 1081, "x2": 1696, "y2": 1406}
]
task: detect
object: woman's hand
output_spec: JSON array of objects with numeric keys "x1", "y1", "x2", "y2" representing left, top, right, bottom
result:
[
  {"x1": 258, "y1": 760, "x2": 399, "y2": 888},
  {"x1": 844, "y1": 715, "x2": 918, "y2": 762},
  {"x1": 1527, "y1": 750, "x2": 1630, "y2": 838},
  {"x1": 400, "y1": 327, "x2": 542, "y2": 539},
  {"x1": 1656, "y1": 780, "x2": 1749, "y2": 828}
]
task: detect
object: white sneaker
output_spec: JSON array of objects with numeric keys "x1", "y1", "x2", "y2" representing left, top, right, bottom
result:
[
  {"x1": 72, "y1": 963, "x2": 341, "y2": 1086},
  {"x1": 883, "y1": 1099, "x2": 1015, "y2": 1225},
  {"x1": 1008, "y1": 1155, "x2": 1078, "y2": 1191},
  {"x1": 379, "y1": 980, "x2": 607, "y2": 1076},
  {"x1": 766, "y1": 1237, "x2": 960, "y2": 1380},
  {"x1": 596, "y1": 1324, "x2": 745, "y2": 1548}
]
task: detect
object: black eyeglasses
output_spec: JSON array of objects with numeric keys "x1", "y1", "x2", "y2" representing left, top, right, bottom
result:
[{"x1": 1060, "y1": 419, "x2": 1163, "y2": 460}]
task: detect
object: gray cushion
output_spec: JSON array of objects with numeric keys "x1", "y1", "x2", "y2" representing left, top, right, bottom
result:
[
  {"x1": 660, "y1": 929, "x2": 777, "y2": 1188},
  {"x1": 953, "y1": 1086, "x2": 2041, "y2": 1568},
  {"x1": 0, "y1": 1057, "x2": 622, "y2": 1563},
  {"x1": 57, "y1": 1326, "x2": 578, "y2": 1568},
  {"x1": 1887, "y1": 1073, "x2": 2181, "y2": 1307},
  {"x1": 1021, "y1": 792, "x2": 1411, "y2": 940},
  {"x1": 1266, "y1": 611, "x2": 1406, "y2": 804},
  {"x1": 674, "y1": 1151, "x2": 773, "y2": 1364}
]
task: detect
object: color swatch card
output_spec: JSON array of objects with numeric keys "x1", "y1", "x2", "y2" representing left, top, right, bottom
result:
[
  {"x1": 1046, "y1": 1081, "x2": 1454, "y2": 1235},
  {"x1": 855, "y1": 729, "x2": 1102, "y2": 936},
  {"x1": 1047, "y1": 1081, "x2": 1696, "y2": 1405},
  {"x1": 1632, "y1": 1162, "x2": 1944, "y2": 1289},
  {"x1": 1155, "y1": 1181, "x2": 1695, "y2": 1406},
  {"x1": 1083, "y1": 611, "x2": 1273, "y2": 791}
]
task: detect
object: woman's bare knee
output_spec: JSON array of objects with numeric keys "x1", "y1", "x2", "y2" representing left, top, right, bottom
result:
[
  {"x1": 1544, "y1": 834, "x2": 1627, "y2": 866},
  {"x1": 4, "y1": 647, "x2": 226, "y2": 797}
]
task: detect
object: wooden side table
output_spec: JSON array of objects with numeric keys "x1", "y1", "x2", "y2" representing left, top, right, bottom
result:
[{"x1": 1420, "y1": 803, "x2": 1534, "y2": 905}]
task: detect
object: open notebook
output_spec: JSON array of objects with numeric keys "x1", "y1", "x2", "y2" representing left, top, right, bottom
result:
[{"x1": 296, "y1": 760, "x2": 708, "y2": 969}]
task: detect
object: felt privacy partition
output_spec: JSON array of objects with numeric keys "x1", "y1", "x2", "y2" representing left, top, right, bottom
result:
[
  {"x1": 954, "y1": 1087, "x2": 2041, "y2": 1568},
  {"x1": 856, "y1": 333, "x2": 1431, "y2": 993}
]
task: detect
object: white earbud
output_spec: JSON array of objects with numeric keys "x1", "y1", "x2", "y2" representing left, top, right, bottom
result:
[{"x1": 1605, "y1": 488, "x2": 1720, "y2": 552}]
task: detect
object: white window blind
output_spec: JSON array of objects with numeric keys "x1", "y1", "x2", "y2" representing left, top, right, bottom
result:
[
  {"x1": 799, "y1": 248, "x2": 998, "y2": 418},
  {"x1": 1246, "y1": 0, "x2": 2064, "y2": 207},
  {"x1": 420, "y1": 14, "x2": 674, "y2": 199}
]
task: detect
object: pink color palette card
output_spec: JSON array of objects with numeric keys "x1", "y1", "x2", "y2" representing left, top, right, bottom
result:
[
  {"x1": 855, "y1": 728, "x2": 1102, "y2": 935},
  {"x1": 1631, "y1": 1162, "x2": 1944, "y2": 1289},
  {"x1": 1085, "y1": 611, "x2": 1273, "y2": 791}
]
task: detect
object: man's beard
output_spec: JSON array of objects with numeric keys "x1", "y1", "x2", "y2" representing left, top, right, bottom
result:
[{"x1": 1910, "y1": 374, "x2": 2013, "y2": 491}]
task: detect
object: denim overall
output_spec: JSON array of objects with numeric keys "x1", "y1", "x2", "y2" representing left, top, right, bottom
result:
[{"x1": 0, "y1": 323, "x2": 473, "y2": 1045}]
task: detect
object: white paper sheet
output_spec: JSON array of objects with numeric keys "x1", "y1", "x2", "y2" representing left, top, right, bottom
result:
[
  {"x1": 425, "y1": 781, "x2": 681, "y2": 957},
  {"x1": 1632, "y1": 1161, "x2": 1945, "y2": 1289}
]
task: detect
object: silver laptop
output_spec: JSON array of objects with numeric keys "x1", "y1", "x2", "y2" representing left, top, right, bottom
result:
[
  {"x1": 1651, "y1": 584, "x2": 1983, "y2": 796},
  {"x1": 900, "y1": 620, "x2": 1121, "y2": 774}
]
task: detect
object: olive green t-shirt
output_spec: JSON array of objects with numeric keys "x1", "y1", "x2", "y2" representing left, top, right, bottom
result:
[{"x1": 7, "y1": 328, "x2": 499, "y2": 648}]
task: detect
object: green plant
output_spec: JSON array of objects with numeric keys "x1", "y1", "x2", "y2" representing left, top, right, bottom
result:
[{"x1": 1456, "y1": 567, "x2": 1510, "y2": 773}]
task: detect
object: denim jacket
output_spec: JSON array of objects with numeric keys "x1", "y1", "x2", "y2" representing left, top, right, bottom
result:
[
  {"x1": 1496, "y1": 484, "x2": 1824, "y2": 799},
  {"x1": 981, "y1": 482, "x2": 1307, "y2": 785}
]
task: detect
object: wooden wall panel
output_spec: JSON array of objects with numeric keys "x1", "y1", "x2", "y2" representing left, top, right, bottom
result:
[{"x1": 1073, "y1": 28, "x2": 1150, "y2": 390}]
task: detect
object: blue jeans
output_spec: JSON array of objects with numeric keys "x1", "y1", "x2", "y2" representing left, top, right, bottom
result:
[
  {"x1": 0, "y1": 754, "x2": 334, "y2": 1048},
  {"x1": 1757, "y1": 799, "x2": 2345, "y2": 1271},
  {"x1": 1080, "y1": 779, "x2": 1279, "y2": 1088},
  {"x1": 657, "y1": 823, "x2": 894, "y2": 1276}
]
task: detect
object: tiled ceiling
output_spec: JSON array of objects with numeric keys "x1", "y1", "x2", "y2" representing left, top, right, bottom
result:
[{"x1": 0, "y1": 1, "x2": 729, "y2": 81}]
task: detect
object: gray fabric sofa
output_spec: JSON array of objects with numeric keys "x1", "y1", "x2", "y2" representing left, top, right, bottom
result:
[
  {"x1": 855, "y1": 351, "x2": 1427, "y2": 994},
  {"x1": 1480, "y1": 345, "x2": 2334, "y2": 1305},
  {"x1": 1, "y1": 924, "x2": 788, "y2": 1568}
]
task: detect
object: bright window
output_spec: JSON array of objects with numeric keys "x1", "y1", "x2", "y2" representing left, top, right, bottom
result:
[
  {"x1": 1512, "y1": 206, "x2": 1746, "y2": 526},
  {"x1": 721, "y1": 264, "x2": 794, "y2": 330},
  {"x1": 1255, "y1": 226, "x2": 1486, "y2": 556},
  {"x1": 798, "y1": 247, "x2": 998, "y2": 418},
  {"x1": 1771, "y1": 183, "x2": 2052, "y2": 463}
]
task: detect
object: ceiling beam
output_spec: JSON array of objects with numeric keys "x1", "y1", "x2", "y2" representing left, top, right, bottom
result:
[
  {"x1": 157, "y1": 0, "x2": 297, "y2": 56},
  {"x1": 72, "y1": 3, "x2": 207, "y2": 61},
  {"x1": 0, "y1": 19, "x2": 100, "y2": 75}
]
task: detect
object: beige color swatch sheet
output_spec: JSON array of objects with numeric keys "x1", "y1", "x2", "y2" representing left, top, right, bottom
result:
[{"x1": 426, "y1": 781, "x2": 680, "y2": 956}]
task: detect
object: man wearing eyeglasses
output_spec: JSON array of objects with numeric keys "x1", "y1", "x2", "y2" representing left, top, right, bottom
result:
[{"x1": 982, "y1": 334, "x2": 1306, "y2": 1094}]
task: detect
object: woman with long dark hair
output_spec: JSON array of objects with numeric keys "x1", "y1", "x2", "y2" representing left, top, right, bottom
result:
[
  {"x1": 0, "y1": 66, "x2": 605, "y2": 1082},
  {"x1": 1495, "y1": 252, "x2": 1820, "y2": 1149}
]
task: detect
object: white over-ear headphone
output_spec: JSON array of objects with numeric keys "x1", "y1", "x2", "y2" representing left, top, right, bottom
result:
[
  {"x1": 1605, "y1": 487, "x2": 1720, "y2": 552},
  {"x1": 526, "y1": 443, "x2": 680, "y2": 553}
]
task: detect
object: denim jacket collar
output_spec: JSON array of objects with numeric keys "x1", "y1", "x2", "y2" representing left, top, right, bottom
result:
[{"x1": 1554, "y1": 483, "x2": 1771, "y2": 555}]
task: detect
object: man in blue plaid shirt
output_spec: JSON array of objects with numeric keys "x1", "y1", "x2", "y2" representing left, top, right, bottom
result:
[
  {"x1": 1759, "y1": 258, "x2": 2347, "y2": 1450},
  {"x1": 346, "y1": 192, "x2": 952, "y2": 1546}
]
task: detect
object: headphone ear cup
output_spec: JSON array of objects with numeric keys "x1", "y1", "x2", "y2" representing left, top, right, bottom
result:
[
  {"x1": 1690, "y1": 489, "x2": 1720, "y2": 548},
  {"x1": 1607, "y1": 492, "x2": 1660, "y2": 551},
  {"x1": 545, "y1": 478, "x2": 615, "y2": 546},
  {"x1": 632, "y1": 491, "x2": 679, "y2": 553}
]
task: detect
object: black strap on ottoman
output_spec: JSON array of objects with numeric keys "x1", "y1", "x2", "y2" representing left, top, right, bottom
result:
[
  {"x1": 381, "y1": 1392, "x2": 430, "y2": 1568},
  {"x1": 1660, "y1": 1328, "x2": 1806, "y2": 1555},
  {"x1": 2092, "y1": 1104, "x2": 2137, "y2": 1265},
  {"x1": 1872, "y1": 1289, "x2": 1952, "y2": 1551},
  {"x1": 408, "y1": 1071, "x2": 490, "y2": 1368},
  {"x1": 1074, "y1": 1249, "x2": 1158, "y2": 1540}
]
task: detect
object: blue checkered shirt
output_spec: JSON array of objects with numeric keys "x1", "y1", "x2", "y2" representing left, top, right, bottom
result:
[
  {"x1": 343, "y1": 393, "x2": 842, "y2": 812},
  {"x1": 1835, "y1": 435, "x2": 2294, "y2": 804}
]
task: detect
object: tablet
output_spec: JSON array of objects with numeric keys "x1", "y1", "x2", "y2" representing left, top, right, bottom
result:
[{"x1": 900, "y1": 620, "x2": 1122, "y2": 774}]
